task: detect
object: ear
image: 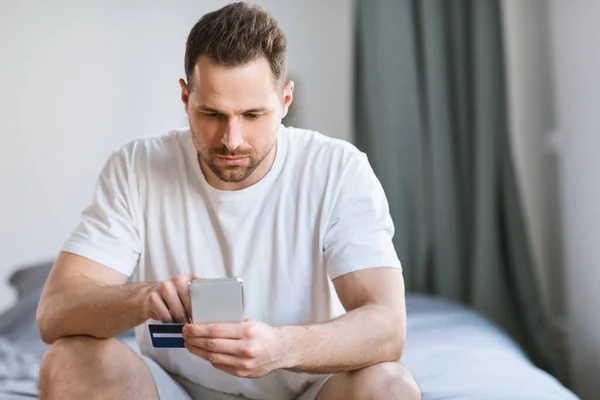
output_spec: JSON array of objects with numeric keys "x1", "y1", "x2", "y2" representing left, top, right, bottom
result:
[
  {"x1": 280, "y1": 80, "x2": 294, "y2": 119},
  {"x1": 179, "y1": 78, "x2": 189, "y2": 112}
]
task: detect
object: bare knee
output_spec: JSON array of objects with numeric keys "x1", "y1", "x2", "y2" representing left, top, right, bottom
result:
[
  {"x1": 40, "y1": 336, "x2": 108, "y2": 393},
  {"x1": 39, "y1": 336, "x2": 153, "y2": 399},
  {"x1": 352, "y1": 362, "x2": 421, "y2": 400},
  {"x1": 40, "y1": 336, "x2": 112, "y2": 376}
]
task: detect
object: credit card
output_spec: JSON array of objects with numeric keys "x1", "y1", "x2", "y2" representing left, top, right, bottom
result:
[{"x1": 148, "y1": 323, "x2": 185, "y2": 348}]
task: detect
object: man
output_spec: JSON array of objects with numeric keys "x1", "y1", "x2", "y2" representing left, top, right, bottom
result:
[{"x1": 36, "y1": 2, "x2": 421, "y2": 399}]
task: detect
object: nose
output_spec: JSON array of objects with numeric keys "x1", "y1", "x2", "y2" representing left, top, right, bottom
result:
[{"x1": 221, "y1": 118, "x2": 244, "y2": 150}]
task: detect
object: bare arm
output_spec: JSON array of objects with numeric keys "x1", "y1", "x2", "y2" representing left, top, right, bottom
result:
[
  {"x1": 36, "y1": 252, "x2": 153, "y2": 344},
  {"x1": 280, "y1": 267, "x2": 406, "y2": 374},
  {"x1": 182, "y1": 267, "x2": 406, "y2": 378},
  {"x1": 36, "y1": 251, "x2": 198, "y2": 344}
]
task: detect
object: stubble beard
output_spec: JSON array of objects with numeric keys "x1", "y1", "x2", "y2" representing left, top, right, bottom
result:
[{"x1": 192, "y1": 127, "x2": 277, "y2": 184}]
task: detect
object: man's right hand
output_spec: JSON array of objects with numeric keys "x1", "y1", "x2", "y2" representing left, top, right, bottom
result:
[{"x1": 143, "y1": 274, "x2": 203, "y2": 323}]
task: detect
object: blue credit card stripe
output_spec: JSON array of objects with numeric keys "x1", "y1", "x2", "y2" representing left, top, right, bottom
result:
[
  {"x1": 151, "y1": 338, "x2": 185, "y2": 348},
  {"x1": 148, "y1": 323, "x2": 185, "y2": 333},
  {"x1": 148, "y1": 324, "x2": 186, "y2": 348},
  {"x1": 152, "y1": 333, "x2": 183, "y2": 338}
]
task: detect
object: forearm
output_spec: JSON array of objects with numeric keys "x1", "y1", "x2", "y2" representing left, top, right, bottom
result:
[
  {"x1": 37, "y1": 278, "x2": 157, "y2": 344},
  {"x1": 280, "y1": 304, "x2": 405, "y2": 374}
]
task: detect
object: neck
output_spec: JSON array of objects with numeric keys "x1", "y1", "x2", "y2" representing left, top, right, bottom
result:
[{"x1": 199, "y1": 141, "x2": 278, "y2": 191}]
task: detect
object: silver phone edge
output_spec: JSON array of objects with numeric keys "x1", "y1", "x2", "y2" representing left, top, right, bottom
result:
[{"x1": 188, "y1": 276, "x2": 244, "y2": 285}]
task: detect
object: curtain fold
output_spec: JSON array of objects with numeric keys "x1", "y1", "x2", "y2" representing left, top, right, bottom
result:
[{"x1": 354, "y1": 0, "x2": 569, "y2": 384}]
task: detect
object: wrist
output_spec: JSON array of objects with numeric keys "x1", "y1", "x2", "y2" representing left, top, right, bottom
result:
[
  {"x1": 277, "y1": 325, "x2": 305, "y2": 370},
  {"x1": 140, "y1": 282, "x2": 161, "y2": 321}
]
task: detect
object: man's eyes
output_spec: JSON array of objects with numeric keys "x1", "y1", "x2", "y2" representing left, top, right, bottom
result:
[
  {"x1": 244, "y1": 113, "x2": 261, "y2": 120},
  {"x1": 201, "y1": 112, "x2": 262, "y2": 120}
]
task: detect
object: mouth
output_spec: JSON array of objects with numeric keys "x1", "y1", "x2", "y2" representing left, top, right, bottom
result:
[{"x1": 215, "y1": 155, "x2": 249, "y2": 166}]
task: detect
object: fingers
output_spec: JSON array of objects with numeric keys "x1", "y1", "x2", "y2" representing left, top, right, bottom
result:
[
  {"x1": 146, "y1": 274, "x2": 203, "y2": 323},
  {"x1": 146, "y1": 290, "x2": 172, "y2": 323},
  {"x1": 172, "y1": 275, "x2": 194, "y2": 322},
  {"x1": 184, "y1": 343, "x2": 252, "y2": 370},
  {"x1": 182, "y1": 320, "x2": 273, "y2": 379},
  {"x1": 190, "y1": 273, "x2": 203, "y2": 281},
  {"x1": 184, "y1": 344, "x2": 262, "y2": 378},
  {"x1": 159, "y1": 280, "x2": 188, "y2": 323},
  {"x1": 183, "y1": 323, "x2": 245, "y2": 339},
  {"x1": 184, "y1": 337, "x2": 255, "y2": 358}
]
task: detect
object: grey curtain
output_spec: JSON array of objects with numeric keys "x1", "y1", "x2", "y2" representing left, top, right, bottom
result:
[{"x1": 354, "y1": 0, "x2": 568, "y2": 384}]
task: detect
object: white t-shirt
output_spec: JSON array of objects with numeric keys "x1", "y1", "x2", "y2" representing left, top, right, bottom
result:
[{"x1": 62, "y1": 125, "x2": 401, "y2": 400}]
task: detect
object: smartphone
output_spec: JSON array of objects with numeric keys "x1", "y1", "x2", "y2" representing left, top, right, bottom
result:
[{"x1": 189, "y1": 277, "x2": 244, "y2": 324}]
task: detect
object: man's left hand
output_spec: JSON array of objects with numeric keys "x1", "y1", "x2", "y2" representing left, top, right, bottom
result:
[{"x1": 182, "y1": 319, "x2": 292, "y2": 378}]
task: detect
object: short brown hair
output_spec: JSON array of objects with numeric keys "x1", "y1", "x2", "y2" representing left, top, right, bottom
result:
[{"x1": 184, "y1": 2, "x2": 288, "y2": 91}]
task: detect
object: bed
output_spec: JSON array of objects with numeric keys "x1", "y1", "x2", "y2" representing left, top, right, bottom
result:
[{"x1": 0, "y1": 262, "x2": 580, "y2": 400}]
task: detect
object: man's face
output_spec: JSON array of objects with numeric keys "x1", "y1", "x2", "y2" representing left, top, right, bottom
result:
[{"x1": 180, "y1": 56, "x2": 293, "y2": 187}]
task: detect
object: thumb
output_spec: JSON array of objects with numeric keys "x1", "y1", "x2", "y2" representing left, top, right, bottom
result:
[{"x1": 190, "y1": 273, "x2": 203, "y2": 282}]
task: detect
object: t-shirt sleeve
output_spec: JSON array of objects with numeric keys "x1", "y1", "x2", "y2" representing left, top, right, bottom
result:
[
  {"x1": 61, "y1": 148, "x2": 142, "y2": 276},
  {"x1": 323, "y1": 153, "x2": 402, "y2": 280}
]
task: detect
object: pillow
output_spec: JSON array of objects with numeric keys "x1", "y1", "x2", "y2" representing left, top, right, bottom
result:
[
  {"x1": 5, "y1": 260, "x2": 135, "y2": 343},
  {"x1": 8, "y1": 261, "x2": 54, "y2": 301}
]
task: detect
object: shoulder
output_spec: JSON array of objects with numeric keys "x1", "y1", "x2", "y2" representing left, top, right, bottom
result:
[
  {"x1": 105, "y1": 128, "x2": 191, "y2": 173},
  {"x1": 112, "y1": 128, "x2": 189, "y2": 161},
  {"x1": 283, "y1": 126, "x2": 368, "y2": 179}
]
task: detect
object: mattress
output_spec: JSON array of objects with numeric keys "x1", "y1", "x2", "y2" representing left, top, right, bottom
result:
[
  {"x1": 401, "y1": 294, "x2": 578, "y2": 400},
  {"x1": 0, "y1": 274, "x2": 580, "y2": 399}
]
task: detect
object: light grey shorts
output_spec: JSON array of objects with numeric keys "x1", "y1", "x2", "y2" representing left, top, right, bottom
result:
[{"x1": 140, "y1": 354, "x2": 332, "y2": 400}]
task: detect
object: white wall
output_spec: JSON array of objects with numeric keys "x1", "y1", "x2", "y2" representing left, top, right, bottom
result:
[
  {"x1": 505, "y1": 1, "x2": 600, "y2": 398},
  {"x1": 547, "y1": 1, "x2": 600, "y2": 398},
  {"x1": 501, "y1": 0, "x2": 561, "y2": 320},
  {"x1": 0, "y1": 0, "x2": 354, "y2": 312}
]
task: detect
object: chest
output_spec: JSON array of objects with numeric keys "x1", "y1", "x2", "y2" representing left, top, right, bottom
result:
[
  {"x1": 141, "y1": 179, "x2": 325, "y2": 279},
  {"x1": 139, "y1": 183, "x2": 337, "y2": 325}
]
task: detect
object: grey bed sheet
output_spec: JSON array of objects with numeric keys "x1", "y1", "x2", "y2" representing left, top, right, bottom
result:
[
  {"x1": 0, "y1": 287, "x2": 579, "y2": 399},
  {"x1": 401, "y1": 294, "x2": 578, "y2": 400}
]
